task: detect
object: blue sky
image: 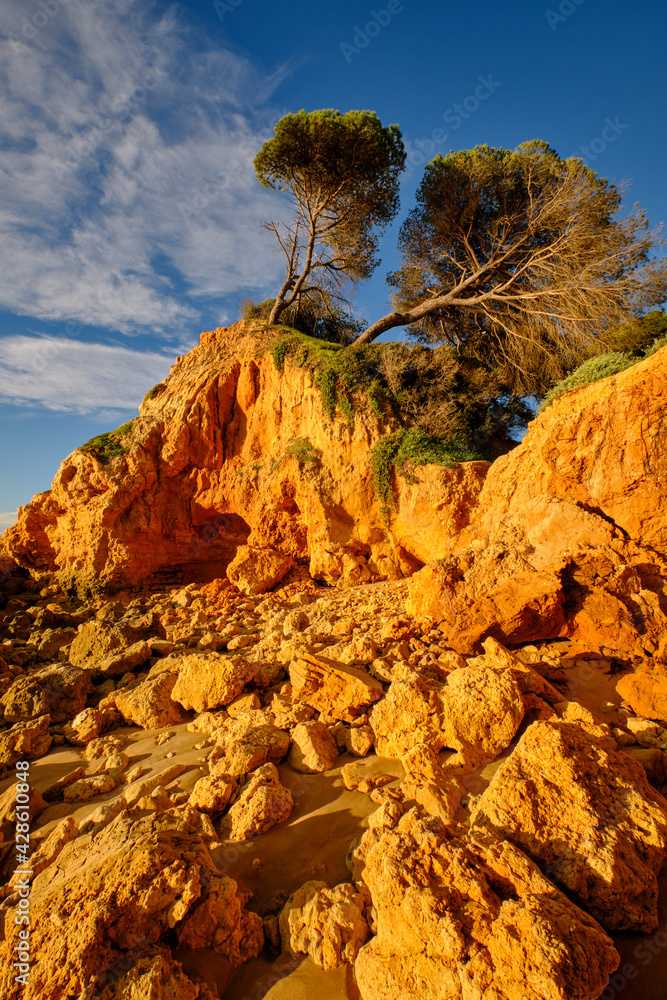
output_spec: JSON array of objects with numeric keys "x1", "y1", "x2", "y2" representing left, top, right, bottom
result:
[{"x1": 0, "y1": 0, "x2": 665, "y2": 525}]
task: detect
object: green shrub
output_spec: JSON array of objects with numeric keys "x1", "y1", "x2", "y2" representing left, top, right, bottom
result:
[
  {"x1": 144, "y1": 381, "x2": 166, "y2": 401},
  {"x1": 80, "y1": 420, "x2": 135, "y2": 462},
  {"x1": 643, "y1": 335, "x2": 667, "y2": 359},
  {"x1": 285, "y1": 436, "x2": 321, "y2": 464},
  {"x1": 371, "y1": 428, "x2": 482, "y2": 522},
  {"x1": 539, "y1": 353, "x2": 636, "y2": 410}
]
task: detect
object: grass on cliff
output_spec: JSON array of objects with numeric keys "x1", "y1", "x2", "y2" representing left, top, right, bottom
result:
[
  {"x1": 539, "y1": 335, "x2": 667, "y2": 410},
  {"x1": 371, "y1": 428, "x2": 483, "y2": 522},
  {"x1": 80, "y1": 420, "x2": 135, "y2": 462}
]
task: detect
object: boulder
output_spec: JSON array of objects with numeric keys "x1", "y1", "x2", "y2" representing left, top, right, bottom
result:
[
  {"x1": 97, "y1": 947, "x2": 217, "y2": 1000},
  {"x1": 470, "y1": 718, "x2": 667, "y2": 931},
  {"x1": 279, "y1": 880, "x2": 371, "y2": 970},
  {"x1": 189, "y1": 774, "x2": 235, "y2": 816},
  {"x1": 69, "y1": 611, "x2": 165, "y2": 669},
  {"x1": 114, "y1": 667, "x2": 187, "y2": 730},
  {"x1": 0, "y1": 808, "x2": 262, "y2": 1000},
  {"x1": 617, "y1": 667, "x2": 667, "y2": 724},
  {"x1": 288, "y1": 720, "x2": 339, "y2": 773},
  {"x1": 0, "y1": 663, "x2": 92, "y2": 724},
  {"x1": 170, "y1": 651, "x2": 258, "y2": 713},
  {"x1": 354, "y1": 811, "x2": 619, "y2": 1000},
  {"x1": 63, "y1": 773, "x2": 116, "y2": 802},
  {"x1": 0, "y1": 714, "x2": 52, "y2": 766},
  {"x1": 225, "y1": 763, "x2": 293, "y2": 841},
  {"x1": 63, "y1": 707, "x2": 103, "y2": 745},
  {"x1": 227, "y1": 545, "x2": 293, "y2": 595},
  {"x1": 289, "y1": 652, "x2": 383, "y2": 723},
  {"x1": 96, "y1": 639, "x2": 152, "y2": 677},
  {"x1": 209, "y1": 710, "x2": 290, "y2": 776}
]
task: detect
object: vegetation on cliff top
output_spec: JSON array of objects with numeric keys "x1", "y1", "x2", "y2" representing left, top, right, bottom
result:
[{"x1": 81, "y1": 420, "x2": 135, "y2": 462}]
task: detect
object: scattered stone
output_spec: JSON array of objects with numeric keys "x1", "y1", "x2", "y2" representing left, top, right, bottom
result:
[
  {"x1": 288, "y1": 721, "x2": 339, "y2": 773},
  {"x1": 0, "y1": 663, "x2": 92, "y2": 724},
  {"x1": 83, "y1": 734, "x2": 127, "y2": 761},
  {"x1": 96, "y1": 639, "x2": 152, "y2": 676},
  {"x1": 0, "y1": 714, "x2": 52, "y2": 766},
  {"x1": 63, "y1": 707, "x2": 103, "y2": 745},
  {"x1": 227, "y1": 545, "x2": 293, "y2": 596},
  {"x1": 114, "y1": 666, "x2": 186, "y2": 730},
  {"x1": 170, "y1": 651, "x2": 258, "y2": 713},
  {"x1": 63, "y1": 773, "x2": 116, "y2": 802},
  {"x1": 345, "y1": 725, "x2": 374, "y2": 757},
  {"x1": 289, "y1": 652, "x2": 383, "y2": 723},
  {"x1": 209, "y1": 711, "x2": 290, "y2": 775},
  {"x1": 189, "y1": 773, "x2": 235, "y2": 816},
  {"x1": 225, "y1": 763, "x2": 293, "y2": 841},
  {"x1": 279, "y1": 880, "x2": 371, "y2": 970}
]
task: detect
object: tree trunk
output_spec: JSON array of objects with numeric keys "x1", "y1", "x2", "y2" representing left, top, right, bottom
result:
[{"x1": 268, "y1": 297, "x2": 286, "y2": 325}]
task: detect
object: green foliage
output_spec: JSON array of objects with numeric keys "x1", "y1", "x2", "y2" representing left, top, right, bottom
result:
[
  {"x1": 80, "y1": 420, "x2": 135, "y2": 462},
  {"x1": 643, "y1": 335, "x2": 667, "y2": 359},
  {"x1": 606, "y1": 310, "x2": 667, "y2": 356},
  {"x1": 539, "y1": 353, "x2": 636, "y2": 409},
  {"x1": 371, "y1": 428, "x2": 482, "y2": 522},
  {"x1": 242, "y1": 295, "x2": 364, "y2": 345},
  {"x1": 143, "y1": 381, "x2": 166, "y2": 401},
  {"x1": 285, "y1": 436, "x2": 321, "y2": 464},
  {"x1": 382, "y1": 141, "x2": 667, "y2": 396},
  {"x1": 267, "y1": 331, "x2": 388, "y2": 424}
]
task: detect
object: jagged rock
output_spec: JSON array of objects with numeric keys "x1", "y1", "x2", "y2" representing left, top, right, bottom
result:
[
  {"x1": 0, "y1": 714, "x2": 52, "y2": 766},
  {"x1": 97, "y1": 946, "x2": 218, "y2": 1000},
  {"x1": 341, "y1": 763, "x2": 396, "y2": 794},
  {"x1": 345, "y1": 725, "x2": 374, "y2": 757},
  {"x1": 624, "y1": 715, "x2": 667, "y2": 748},
  {"x1": 28, "y1": 816, "x2": 79, "y2": 878},
  {"x1": 96, "y1": 639, "x2": 152, "y2": 676},
  {"x1": 354, "y1": 810, "x2": 619, "y2": 1000},
  {"x1": 189, "y1": 773, "x2": 235, "y2": 816},
  {"x1": 33, "y1": 626, "x2": 77, "y2": 661},
  {"x1": 369, "y1": 660, "x2": 524, "y2": 767},
  {"x1": 227, "y1": 691, "x2": 261, "y2": 716},
  {"x1": 209, "y1": 710, "x2": 290, "y2": 775},
  {"x1": 103, "y1": 752, "x2": 129, "y2": 778},
  {"x1": 0, "y1": 663, "x2": 92, "y2": 724},
  {"x1": 289, "y1": 652, "x2": 383, "y2": 723},
  {"x1": 288, "y1": 721, "x2": 339, "y2": 773},
  {"x1": 63, "y1": 707, "x2": 103, "y2": 745},
  {"x1": 0, "y1": 808, "x2": 261, "y2": 1000},
  {"x1": 68, "y1": 611, "x2": 165, "y2": 668},
  {"x1": 176, "y1": 874, "x2": 264, "y2": 960},
  {"x1": 624, "y1": 746, "x2": 666, "y2": 786},
  {"x1": 269, "y1": 683, "x2": 315, "y2": 729},
  {"x1": 617, "y1": 667, "x2": 667, "y2": 724},
  {"x1": 279, "y1": 880, "x2": 371, "y2": 970},
  {"x1": 400, "y1": 744, "x2": 465, "y2": 827},
  {"x1": 170, "y1": 651, "x2": 258, "y2": 713},
  {"x1": 470, "y1": 718, "x2": 667, "y2": 931},
  {"x1": 114, "y1": 665, "x2": 186, "y2": 730},
  {"x1": 225, "y1": 763, "x2": 293, "y2": 841},
  {"x1": 227, "y1": 545, "x2": 293, "y2": 595},
  {"x1": 63, "y1": 773, "x2": 116, "y2": 802},
  {"x1": 83, "y1": 733, "x2": 127, "y2": 760},
  {"x1": 43, "y1": 766, "x2": 87, "y2": 801},
  {"x1": 0, "y1": 782, "x2": 47, "y2": 862}
]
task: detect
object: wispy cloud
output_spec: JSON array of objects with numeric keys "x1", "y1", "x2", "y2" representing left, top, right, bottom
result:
[
  {"x1": 0, "y1": 0, "x2": 288, "y2": 336},
  {"x1": 0, "y1": 335, "x2": 173, "y2": 413},
  {"x1": 0, "y1": 511, "x2": 18, "y2": 529}
]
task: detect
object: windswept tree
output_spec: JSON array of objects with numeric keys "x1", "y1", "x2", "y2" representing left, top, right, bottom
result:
[
  {"x1": 254, "y1": 109, "x2": 405, "y2": 326},
  {"x1": 351, "y1": 141, "x2": 667, "y2": 395}
]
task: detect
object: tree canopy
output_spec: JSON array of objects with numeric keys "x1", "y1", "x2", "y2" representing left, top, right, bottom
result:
[
  {"x1": 351, "y1": 141, "x2": 667, "y2": 396},
  {"x1": 254, "y1": 109, "x2": 405, "y2": 326}
]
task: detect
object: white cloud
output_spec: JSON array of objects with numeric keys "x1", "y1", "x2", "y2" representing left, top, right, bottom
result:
[
  {"x1": 0, "y1": 335, "x2": 174, "y2": 413},
  {"x1": 0, "y1": 0, "x2": 288, "y2": 336},
  {"x1": 0, "y1": 511, "x2": 18, "y2": 529}
]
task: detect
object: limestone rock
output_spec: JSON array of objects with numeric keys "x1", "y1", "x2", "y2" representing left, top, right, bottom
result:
[
  {"x1": 63, "y1": 707, "x2": 103, "y2": 745},
  {"x1": 288, "y1": 720, "x2": 339, "y2": 773},
  {"x1": 63, "y1": 773, "x2": 116, "y2": 802},
  {"x1": 96, "y1": 639, "x2": 152, "y2": 676},
  {"x1": 114, "y1": 668, "x2": 186, "y2": 730},
  {"x1": 176, "y1": 873, "x2": 264, "y2": 961},
  {"x1": 279, "y1": 880, "x2": 371, "y2": 970},
  {"x1": 28, "y1": 816, "x2": 79, "y2": 878},
  {"x1": 368, "y1": 671, "x2": 444, "y2": 758},
  {"x1": 345, "y1": 725, "x2": 374, "y2": 757},
  {"x1": 0, "y1": 663, "x2": 92, "y2": 724},
  {"x1": 400, "y1": 744, "x2": 465, "y2": 827},
  {"x1": 470, "y1": 718, "x2": 667, "y2": 931},
  {"x1": 227, "y1": 545, "x2": 293, "y2": 595},
  {"x1": 68, "y1": 611, "x2": 165, "y2": 668},
  {"x1": 189, "y1": 774, "x2": 235, "y2": 816},
  {"x1": 97, "y1": 947, "x2": 217, "y2": 1000},
  {"x1": 269, "y1": 683, "x2": 315, "y2": 729},
  {"x1": 170, "y1": 651, "x2": 258, "y2": 713},
  {"x1": 617, "y1": 667, "x2": 667, "y2": 724},
  {"x1": 354, "y1": 811, "x2": 619, "y2": 1000},
  {"x1": 84, "y1": 733, "x2": 127, "y2": 760},
  {"x1": 0, "y1": 808, "x2": 260, "y2": 1000},
  {"x1": 225, "y1": 763, "x2": 293, "y2": 841},
  {"x1": 289, "y1": 652, "x2": 383, "y2": 723},
  {"x1": 209, "y1": 710, "x2": 290, "y2": 776},
  {"x1": 0, "y1": 714, "x2": 52, "y2": 766}
]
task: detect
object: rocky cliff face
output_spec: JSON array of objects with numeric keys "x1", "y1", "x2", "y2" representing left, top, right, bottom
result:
[
  {"x1": 407, "y1": 346, "x2": 667, "y2": 656},
  {"x1": 1, "y1": 323, "x2": 488, "y2": 595}
]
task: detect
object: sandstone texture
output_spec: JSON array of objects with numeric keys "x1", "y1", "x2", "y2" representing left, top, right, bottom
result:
[
  {"x1": 354, "y1": 810, "x2": 618, "y2": 1000},
  {"x1": 2, "y1": 323, "x2": 489, "y2": 593},
  {"x1": 170, "y1": 651, "x2": 257, "y2": 713},
  {"x1": 289, "y1": 652, "x2": 384, "y2": 722},
  {"x1": 226, "y1": 545, "x2": 294, "y2": 595},
  {"x1": 280, "y1": 879, "x2": 371, "y2": 970},
  {"x1": 224, "y1": 763, "x2": 293, "y2": 841},
  {"x1": 288, "y1": 720, "x2": 339, "y2": 773},
  {"x1": 470, "y1": 718, "x2": 667, "y2": 931}
]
